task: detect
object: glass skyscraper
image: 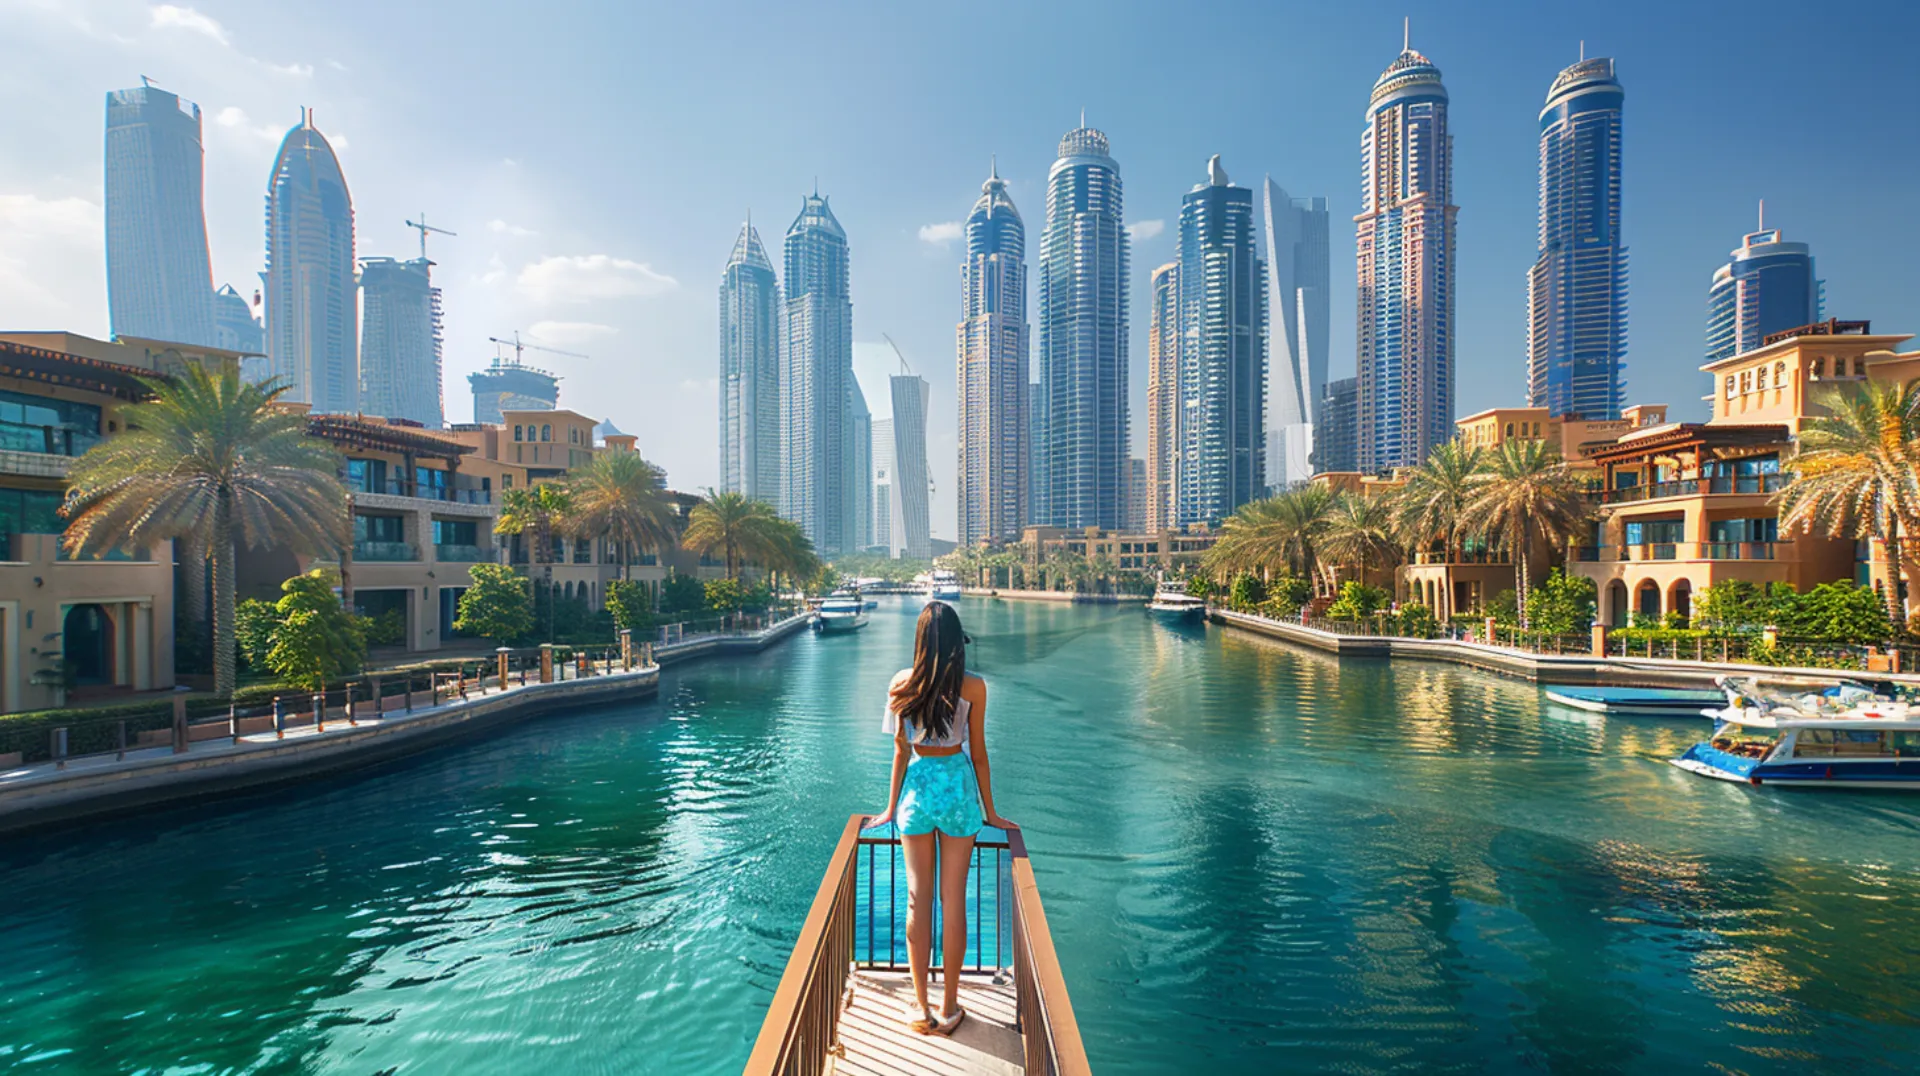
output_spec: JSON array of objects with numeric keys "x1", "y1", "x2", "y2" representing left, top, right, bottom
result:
[
  {"x1": 719, "y1": 219, "x2": 781, "y2": 503},
  {"x1": 1356, "y1": 41, "x2": 1456, "y2": 473},
  {"x1": 1261, "y1": 179, "x2": 1330, "y2": 485},
  {"x1": 1705, "y1": 221, "x2": 1822, "y2": 364},
  {"x1": 851, "y1": 380, "x2": 872, "y2": 552},
  {"x1": 1527, "y1": 56, "x2": 1627, "y2": 420},
  {"x1": 104, "y1": 84, "x2": 216, "y2": 348},
  {"x1": 1145, "y1": 262, "x2": 1179, "y2": 533},
  {"x1": 211, "y1": 283, "x2": 266, "y2": 382},
  {"x1": 887, "y1": 374, "x2": 932, "y2": 560},
  {"x1": 1176, "y1": 156, "x2": 1267, "y2": 526},
  {"x1": 359, "y1": 257, "x2": 444, "y2": 427},
  {"x1": 872, "y1": 417, "x2": 893, "y2": 555},
  {"x1": 1311, "y1": 377, "x2": 1360, "y2": 474},
  {"x1": 264, "y1": 110, "x2": 358, "y2": 412},
  {"x1": 957, "y1": 161, "x2": 1029, "y2": 546},
  {"x1": 1038, "y1": 123, "x2": 1129, "y2": 529},
  {"x1": 780, "y1": 192, "x2": 856, "y2": 555}
]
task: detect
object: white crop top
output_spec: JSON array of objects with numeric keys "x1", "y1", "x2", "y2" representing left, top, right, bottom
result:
[{"x1": 883, "y1": 691, "x2": 971, "y2": 748}]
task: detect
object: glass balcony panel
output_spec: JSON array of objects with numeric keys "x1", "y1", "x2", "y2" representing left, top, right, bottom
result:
[{"x1": 353, "y1": 540, "x2": 418, "y2": 562}]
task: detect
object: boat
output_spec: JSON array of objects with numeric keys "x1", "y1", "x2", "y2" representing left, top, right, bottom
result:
[
  {"x1": 813, "y1": 592, "x2": 869, "y2": 633},
  {"x1": 1670, "y1": 676, "x2": 1920, "y2": 789},
  {"x1": 926, "y1": 569, "x2": 963, "y2": 602},
  {"x1": 1146, "y1": 581, "x2": 1207, "y2": 622},
  {"x1": 1543, "y1": 686, "x2": 1726, "y2": 717}
]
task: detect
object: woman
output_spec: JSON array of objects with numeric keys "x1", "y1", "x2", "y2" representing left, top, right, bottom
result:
[{"x1": 868, "y1": 600, "x2": 1013, "y2": 1036}]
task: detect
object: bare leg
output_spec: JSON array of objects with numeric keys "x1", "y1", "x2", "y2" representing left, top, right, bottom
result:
[
  {"x1": 936, "y1": 831, "x2": 977, "y2": 1018},
  {"x1": 901, "y1": 832, "x2": 937, "y2": 1022}
]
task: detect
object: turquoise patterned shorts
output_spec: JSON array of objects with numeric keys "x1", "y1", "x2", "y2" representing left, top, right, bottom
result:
[{"x1": 896, "y1": 752, "x2": 984, "y2": 837}]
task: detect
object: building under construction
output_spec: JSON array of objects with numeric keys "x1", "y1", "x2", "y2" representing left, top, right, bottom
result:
[{"x1": 468, "y1": 357, "x2": 559, "y2": 424}]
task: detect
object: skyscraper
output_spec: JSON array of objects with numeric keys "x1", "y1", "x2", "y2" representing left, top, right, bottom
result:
[
  {"x1": 888, "y1": 374, "x2": 932, "y2": 560},
  {"x1": 1356, "y1": 36, "x2": 1457, "y2": 473},
  {"x1": 851, "y1": 380, "x2": 872, "y2": 552},
  {"x1": 1312, "y1": 377, "x2": 1360, "y2": 473},
  {"x1": 1261, "y1": 179, "x2": 1330, "y2": 486},
  {"x1": 781, "y1": 192, "x2": 855, "y2": 555},
  {"x1": 720, "y1": 219, "x2": 781, "y2": 502},
  {"x1": 1177, "y1": 156, "x2": 1267, "y2": 526},
  {"x1": 1038, "y1": 121, "x2": 1129, "y2": 529},
  {"x1": 872, "y1": 417, "x2": 894, "y2": 555},
  {"x1": 264, "y1": 110, "x2": 358, "y2": 412},
  {"x1": 1705, "y1": 217, "x2": 1822, "y2": 364},
  {"x1": 359, "y1": 257, "x2": 444, "y2": 426},
  {"x1": 1528, "y1": 56, "x2": 1627, "y2": 420},
  {"x1": 957, "y1": 161, "x2": 1030, "y2": 546},
  {"x1": 104, "y1": 84, "x2": 216, "y2": 347},
  {"x1": 1145, "y1": 262, "x2": 1179, "y2": 532},
  {"x1": 211, "y1": 283, "x2": 266, "y2": 381}
]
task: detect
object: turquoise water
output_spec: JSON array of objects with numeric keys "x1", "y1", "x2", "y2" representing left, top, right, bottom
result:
[{"x1": 3, "y1": 598, "x2": 1920, "y2": 1074}]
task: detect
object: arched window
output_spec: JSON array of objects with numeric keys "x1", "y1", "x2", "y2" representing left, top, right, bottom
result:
[
  {"x1": 541, "y1": 424, "x2": 552, "y2": 442},
  {"x1": 1810, "y1": 357, "x2": 1825, "y2": 378},
  {"x1": 1757, "y1": 366, "x2": 1768, "y2": 390},
  {"x1": 514, "y1": 425, "x2": 523, "y2": 442},
  {"x1": 1504, "y1": 423, "x2": 1515, "y2": 438},
  {"x1": 1725, "y1": 375, "x2": 1736, "y2": 398}
]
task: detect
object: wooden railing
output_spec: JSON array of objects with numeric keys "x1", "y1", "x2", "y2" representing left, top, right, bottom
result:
[{"x1": 744, "y1": 814, "x2": 1091, "y2": 1075}]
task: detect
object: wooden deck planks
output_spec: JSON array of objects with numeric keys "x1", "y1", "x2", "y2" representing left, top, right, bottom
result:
[{"x1": 834, "y1": 970, "x2": 1024, "y2": 1076}]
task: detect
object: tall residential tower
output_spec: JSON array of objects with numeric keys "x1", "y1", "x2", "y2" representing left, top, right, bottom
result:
[
  {"x1": 957, "y1": 161, "x2": 1030, "y2": 546},
  {"x1": 104, "y1": 84, "x2": 216, "y2": 348},
  {"x1": 1176, "y1": 156, "x2": 1267, "y2": 525},
  {"x1": 1706, "y1": 218, "x2": 1822, "y2": 364},
  {"x1": 780, "y1": 192, "x2": 856, "y2": 556},
  {"x1": 1145, "y1": 262, "x2": 1179, "y2": 532},
  {"x1": 1527, "y1": 56, "x2": 1627, "y2": 419},
  {"x1": 358, "y1": 257, "x2": 443, "y2": 426},
  {"x1": 1038, "y1": 122, "x2": 1129, "y2": 529},
  {"x1": 888, "y1": 374, "x2": 932, "y2": 560},
  {"x1": 720, "y1": 220, "x2": 781, "y2": 502},
  {"x1": 1261, "y1": 179, "x2": 1330, "y2": 485},
  {"x1": 264, "y1": 110, "x2": 358, "y2": 412},
  {"x1": 1356, "y1": 38, "x2": 1457, "y2": 472}
]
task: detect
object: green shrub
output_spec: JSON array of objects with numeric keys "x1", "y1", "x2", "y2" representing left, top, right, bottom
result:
[
  {"x1": 263, "y1": 571, "x2": 365, "y2": 692},
  {"x1": 355, "y1": 607, "x2": 406, "y2": 647},
  {"x1": 705, "y1": 578, "x2": 745, "y2": 615},
  {"x1": 1524, "y1": 569, "x2": 1596, "y2": 635},
  {"x1": 1325, "y1": 581, "x2": 1389, "y2": 620},
  {"x1": 604, "y1": 579, "x2": 655, "y2": 634},
  {"x1": 1228, "y1": 572, "x2": 1267, "y2": 611},
  {"x1": 455, "y1": 564, "x2": 535, "y2": 646},
  {"x1": 1185, "y1": 576, "x2": 1216, "y2": 600},
  {"x1": 659, "y1": 573, "x2": 707, "y2": 617},
  {"x1": 1489, "y1": 589, "x2": 1520, "y2": 627},
  {"x1": 1396, "y1": 602, "x2": 1439, "y2": 639}
]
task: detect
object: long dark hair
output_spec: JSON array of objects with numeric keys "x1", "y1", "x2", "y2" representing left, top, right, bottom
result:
[{"x1": 889, "y1": 601, "x2": 966, "y2": 741}]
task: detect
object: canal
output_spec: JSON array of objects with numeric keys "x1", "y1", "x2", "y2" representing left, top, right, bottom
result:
[{"x1": 3, "y1": 597, "x2": 1919, "y2": 1073}]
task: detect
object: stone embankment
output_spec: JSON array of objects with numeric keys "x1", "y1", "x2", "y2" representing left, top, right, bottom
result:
[{"x1": 0, "y1": 613, "x2": 814, "y2": 835}]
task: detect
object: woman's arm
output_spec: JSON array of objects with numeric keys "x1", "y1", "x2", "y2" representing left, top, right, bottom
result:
[
  {"x1": 870, "y1": 675, "x2": 911, "y2": 827},
  {"x1": 966, "y1": 676, "x2": 1015, "y2": 830}
]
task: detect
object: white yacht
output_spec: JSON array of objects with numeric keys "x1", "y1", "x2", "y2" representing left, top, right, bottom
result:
[
  {"x1": 926, "y1": 569, "x2": 963, "y2": 602},
  {"x1": 1146, "y1": 581, "x2": 1207, "y2": 622},
  {"x1": 813, "y1": 592, "x2": 869, "y2": 634},
  {"x1": 1671, "y1": 676, "x2": 1920, "y2": 789}
]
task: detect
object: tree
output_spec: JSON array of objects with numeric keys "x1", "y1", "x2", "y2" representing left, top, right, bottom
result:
[
  {"x1": 682, "y1": 490, "x2": 778, "y2": 580},
  {"x1": 604, "y1": 579, "x2": 656, "y2": 635},
  {"x1": 1777, "y1": 377, "x2": 1920, "y2": 628},
  {"x1": 1321, "y1": 494, "x2": 1402, "y2": 588},
  {"x1": 659, "y1": 573, "x2": 707, "y2": 617},
  {"x1": 61, "y1": 365, "x2": 348, "y2": 697},
  {"x1": 567, "y1": 450, "x2": 678, "y2": 579},
  {"x1": 1694, "y1": 580, "x2": 1768, "y2": 634},
  {"x1": 495, "y1": 483, "x2": 575, "y2": 637},
  {"x1": 705, "y1": 577, "x2": 745, "y2": 615},
  {"x1": 1204, "y1": 485, "x2": 1337, "y2": 590},
  {"x1": 263, "y1": 570, "x2": 365, "y2": 692},
  {"x1": 1796, "y1": 580, "x2": 1892, "y2": 645},
  {"x1": 1391, "y1": 440, "x2": 1484, "y2": 618},
  {"x1": 1467, "y1": 440, "x2": 1589, "y2": 628},
  {"x1": 234, "y1": 598, "x2": 279, "y2": 670},
  {"x1": 1325, "y1": 580, "x2": 1390, "y2": 620},
  {"x1": 1228, "y1": 571, "x2": 1267, "y2": 610},
  {"x1": 1523, "y1": 568, "x2": 1597, "y2": 636},
  {"x1": 454, "y1": 564, "x2": 535, "y2": 646}
]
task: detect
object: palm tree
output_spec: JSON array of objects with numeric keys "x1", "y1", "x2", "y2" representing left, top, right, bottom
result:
[
  {"x1": 1321, "y1": 494, "x2": 1402, "y2": 589},
  {"x1": 1392, "y1": 441, "x2": 1485, "y2": 618},
  {"x1": 681, "y1": 490, "x2": 782, "y2": 581},
  {"x1": 567, "y1": 451, "x2": 677, "y2": 579},
  {"x1": 1778, "y1": 377, "x2": 1920, "y2": 626},
  {"x1": 1467, "y1": 439, "x2": 1588, "y2": 627},
  {"x1": 1204, "y1": 484, "x2": 1337, "y2": 592},
  {"x1": 496, "y1": 483, "x2": 576, "y2": 618},
  {"x1": 61, "y1": 366, "x2": 348, "y2": 696},
  {"x1": 757, "y1": 514, "x2": 819, "y2": 599}
]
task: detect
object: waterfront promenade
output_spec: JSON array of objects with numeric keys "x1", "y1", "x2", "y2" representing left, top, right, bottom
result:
[{"x1": 0, "y1": 612, "x2": 812, "y2": 835}]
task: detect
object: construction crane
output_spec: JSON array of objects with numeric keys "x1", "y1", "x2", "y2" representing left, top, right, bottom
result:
[
  {"x1": 487, "y1": 331, "x2": 588, "y2": 365},
  {"x1": 405, "y1": 213, "x2": 457, "y2": 260},
  {"x1": 882, "y1": 333, "x2": 913, "y2": 375}
]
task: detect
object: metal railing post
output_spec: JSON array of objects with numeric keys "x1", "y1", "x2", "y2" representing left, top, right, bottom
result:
[
  {"x1": 272, "y1": 696, "x2": 286, "y2": 739},
  {"x1": 313, "y1": 692, "x2": 325, "y2": 733},
  {"x1": 52, "y1": 726, "x2": 68, "y2": 769},
  {"x1": 229, "y1": 701, "x2": 240, "y2": 744},
  {"x1": 172, "y1": 696, "x2": 188, "y2": 754},
  {"x1": 117, "y1": 719, "x2": 128, "y2": 761}
]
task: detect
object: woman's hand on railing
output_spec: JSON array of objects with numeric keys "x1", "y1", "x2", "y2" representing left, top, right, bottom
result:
[
  {"x1": 863, "y1": 809, "x2": 894, "y2": 829},
  {"x1": 984, "y1": 813, "x2": 1017, "y2": 831}
]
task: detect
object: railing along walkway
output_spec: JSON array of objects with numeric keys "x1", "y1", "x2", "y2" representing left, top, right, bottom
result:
[{"x1": 746, "y1": 814, "x2": 1089, "y2": 1076}]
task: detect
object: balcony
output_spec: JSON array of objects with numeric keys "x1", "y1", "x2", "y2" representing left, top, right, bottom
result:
[
  {"x1": 352, "y1": 540, "x2": 418, "y2": 562},
  {"x1": 433, "y1": 544, "x2": 490, "y2": 563},
  {"x1": 1599, "y1": 473, "x2": 1785, "y2": 504},
  {"x1": 1597, "y1": 541, "x2": 1786, "y2": 563},
  {"x1": 350, "y1": 478, "x2": 494, "y2": 505},
  {"x1": 1413, "y1": 549, "x2": 1510, "y2": 566}
]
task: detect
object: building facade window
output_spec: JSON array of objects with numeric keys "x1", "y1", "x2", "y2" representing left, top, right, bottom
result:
[
  {"x1": 541, "y1": 424, "x2": 551, "y2": 442},
  {"x1": 0, "y1": 390, "x2": 103, "y2": 457}
]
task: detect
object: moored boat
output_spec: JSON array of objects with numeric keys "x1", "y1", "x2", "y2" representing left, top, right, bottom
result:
[
  {"x1": 925, "y1": 569, "x2": 962, "y2": 602},
  {"x1": 813, "y1": 592, "x2": 869, "y2": 633},
  {"x1": 1671, "y1": 677, "x2": 1920, "y2": 789},
  {"x1": 1146, "y1": 581, "x2": 1207, "y2": 622},
  {"x1": 1543, "y1": 686, "x2": 1726, "y2": 717}
]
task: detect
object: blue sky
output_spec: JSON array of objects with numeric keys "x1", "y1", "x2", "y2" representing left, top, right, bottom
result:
[{"x1": 1, "y1": 0, "x2": 1916, "y2": 540}]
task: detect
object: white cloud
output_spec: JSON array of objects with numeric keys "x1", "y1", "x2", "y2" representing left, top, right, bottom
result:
[
  {"x1": 488, "y1": 219, "x2": 538, "y2": 238},
  {"x1": 266, "y1": 61, "x2": 313, "y2": 78},
  {"x1": 329, "y1": 132, "x2": 349, "y2": 150},
  {"x1": 213, "y1": 106, "x2": 281, "y2": 143},
  {"x1": 327, "y1": 59, "x2": 349, "y2": 72},
  {"x1": 917, "y1": 221, "x2": 963, "y2": 245},
  {"x1": 149, "y1": 4, "x2": 227, "y2": 45},
  {"x1": 516, "y1": 254, "x2": 678, "y2": 304},
  {"x1": 1127, "y1": 219, "x2": 1165, "y2": 241},
  {"x1": 528, "y1": 321, "x2": 617, "y2": 347}
]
